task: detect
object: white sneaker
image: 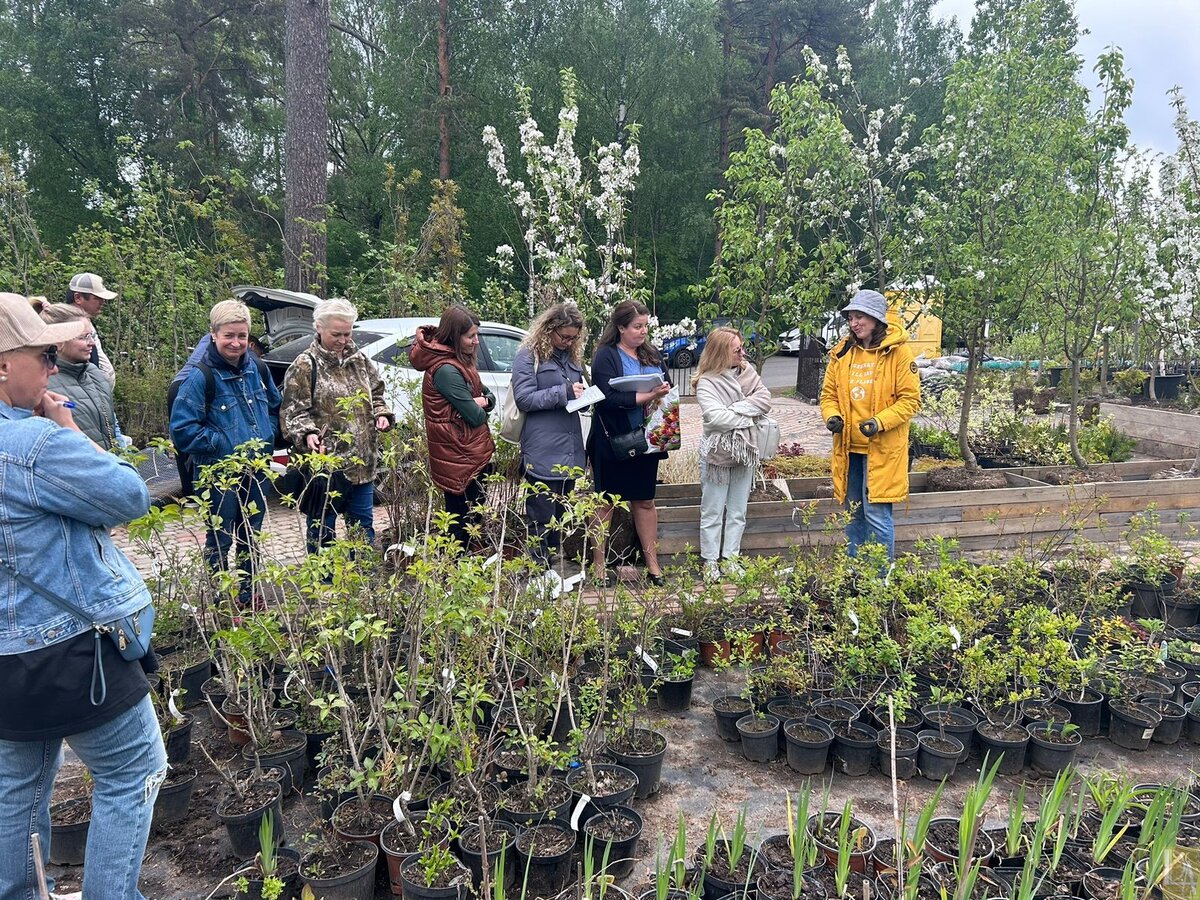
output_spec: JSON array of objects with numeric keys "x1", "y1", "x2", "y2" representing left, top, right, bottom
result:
[
  {"x1": 704, "y1": 561, "x2": 722, "y2": 583},
  {"x1": 722, "y1": 558, "x2": 744, "y2": 578}
]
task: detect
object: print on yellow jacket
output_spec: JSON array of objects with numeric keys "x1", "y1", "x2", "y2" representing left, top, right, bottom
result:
[{"x1": 820, "y1": 322, "x2": 921, "y2": 505}]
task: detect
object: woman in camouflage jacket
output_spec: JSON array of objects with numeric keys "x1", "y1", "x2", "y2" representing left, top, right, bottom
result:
[{"x1": 281, "y1": 298, "x2": 394, "y2": 553}]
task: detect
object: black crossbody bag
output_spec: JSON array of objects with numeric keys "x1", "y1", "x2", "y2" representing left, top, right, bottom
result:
[{"x1": 0, "y1": 558, "x2": 154, "y2": 706}]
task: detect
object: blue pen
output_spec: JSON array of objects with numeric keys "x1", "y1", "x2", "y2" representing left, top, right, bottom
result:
[{"x1": 62, "y1": 401, "x2": 76, "y2": 409}]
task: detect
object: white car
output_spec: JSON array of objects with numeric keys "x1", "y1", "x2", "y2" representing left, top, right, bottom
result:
[
  {"x1": 778, "y1": 317, "x2": 844, "y2": 355},
  {"x1": 237, "y1": 286, "x2": 528, "y2": 421}
]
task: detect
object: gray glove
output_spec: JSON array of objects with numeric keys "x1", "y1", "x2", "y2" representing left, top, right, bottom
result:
[
  {"x1": 826, "y1": 416, "x2": 844, "y2": 434},
  {"x1": 859, "y1": 417, "x2": 881, "y2": 437}
]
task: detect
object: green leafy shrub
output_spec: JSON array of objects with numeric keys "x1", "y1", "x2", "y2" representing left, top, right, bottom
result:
[
  {"x1": 1113, "y1": 368, "x2": 1148, "y2": 397},
  {"x1": 1078, "y1": 417, "x2": 1136, "y2": 463}
]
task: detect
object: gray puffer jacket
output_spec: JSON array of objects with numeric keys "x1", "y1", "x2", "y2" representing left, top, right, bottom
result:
[
  {"x1": 49, "y1": 359, "x2": 120, "y2": 449},
  {"x1": 511, "y1": 346, "x2": 586, "y2": 481}
]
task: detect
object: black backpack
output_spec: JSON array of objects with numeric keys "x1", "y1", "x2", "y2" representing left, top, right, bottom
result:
[{"x1": 167, "y1": 355, "x2": 277, "y2": 497}]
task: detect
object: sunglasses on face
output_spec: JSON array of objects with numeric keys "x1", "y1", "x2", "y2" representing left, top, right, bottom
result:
[{"x1": 36, "y1": 346, "x2": 57, "y2": 369}]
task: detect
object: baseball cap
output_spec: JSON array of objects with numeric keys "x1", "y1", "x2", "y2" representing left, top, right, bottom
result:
[
  {"x1": 68, "y1": 272, "x2": 118, "y2": 300},
  {"x1": 0, "y1": 292, "x2": 89, "y2": 353}
]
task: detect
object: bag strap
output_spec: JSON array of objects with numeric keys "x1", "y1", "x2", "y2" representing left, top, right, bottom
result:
[{"x1": 0, "y1": 558, "x2": 109, "y2": 705}]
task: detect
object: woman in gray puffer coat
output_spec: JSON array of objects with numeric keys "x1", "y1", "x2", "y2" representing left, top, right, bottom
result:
[
  {"x1": 510, "y1": 302, "x2": 588, "y2": 568},
  {"x1": 41, "y1": 303, "x2": 123, "y2": 449}
]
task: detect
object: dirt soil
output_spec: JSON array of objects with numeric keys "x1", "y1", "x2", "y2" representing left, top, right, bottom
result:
[
  {"x1": 924, "y1": 466, "x2": 1008, "y2": 492},
  {"x1": 45, "y1": 667, "x2": 1200, "y2": 898}
]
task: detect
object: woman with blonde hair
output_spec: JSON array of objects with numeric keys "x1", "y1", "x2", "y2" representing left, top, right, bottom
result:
[
  {"x1": 510, "y1": 302, "x2": 588, "y2": 568},
  {"x1": 695, "y1": 327, "x2": 772, "y2": 581}
]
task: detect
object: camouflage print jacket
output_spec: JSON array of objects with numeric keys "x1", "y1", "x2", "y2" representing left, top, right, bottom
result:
[{"x1": 280, "y1": 339, "x2": 394, "y2": 485}]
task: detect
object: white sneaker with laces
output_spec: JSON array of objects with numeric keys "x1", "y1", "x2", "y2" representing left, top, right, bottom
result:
[
  {"x1": 703, "y1": 561, "x2": 722, "y2": 583},
  {"x1": 721, "y1": 557, "x2": 744, "y2": 578}
]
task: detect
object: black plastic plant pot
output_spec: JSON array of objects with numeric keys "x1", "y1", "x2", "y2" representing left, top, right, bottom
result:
[
  {"x1": 1144, "y1": 698, "x2": 1187, "y2": 744},
  {"x1": 217, "y1": 781, "x2": 284, "y2": 860},
  {"x1": 566, "y1": 762, "x2": 639, "y2": 812},
  {"x1": 49, "y1": 800, "x2": 90, "y2": 866},
  {"x1": 807, "y1": 812, "x2": 877, "y2": 875},
  {"x1": 975, "y1": 722, "x2": 1030, "y2": 776},
  {"x1": 177, "y1": 657, "x2": 213, "y2": 706},
  {"x1": 583, "y1": 805, "x2": 642, "y2": 880},
  {"x1": 713, "y1": 697, "x2": 753, "y2": 742},
  {"x1": 756, "y1": 869, "x2": 826, "y2": 900},
  {"x1": 233, "y1": 848, "x2": 301, "y2": 900},
  {"x1": 1128, "y1": 573, "x2": 1178, "y2": 618},
  {"x1": 201, "y1": 676, "x2": 228, "y2": 728},
  {"x1": 1055, "y1": 687, "x2": 1104, "y2": 737},
  {"x1": 300, "y1": 840, "x2": 379, "y2": 900},
  {"x1": 1187, "y1": 709, "x2": 1200, "y2": 744},
  {"x1": 916, "y1": 730, "x2": 962, "y2": 781},
  {"x1": 515, "y1": 822, "x2": 577, "y2": 897},
  {"x1": 1080, "y1": 867, "x2": 1124, "y2": 900},
  {"x1": 783, "y1": 719, "x2": 834, "y2": 775},
  {"x1": 658, "y1": 674, "x2": 695, "y2": 712},
  {"x1": 399, "y1": 856, "x2": 471, "y2": 900},
  {"x1": 164, "y1": 714, "x2": 194, "y2": 765},
  {"x1": 1107, "y1": 701, "x2": 1162, "y2": 751},
  {"x1": 497, "y1": 775, "x2": 574, "y2": 828},
  {"x1": 875, "y1": 729, "x2": 919, "y2": 780},
  {"x1": 608, "y1": 728, "x2": 668, "y2": 799},
  {"x1": 919, "y1": 704, "x2": 978, "y2": 762},
  {"x1": 242, "y1": 730, "x2": 308, "y2": 795},
  {"x1": 152, "y1": 765, "x2": 199, "y2": 831},
  {"x1": 455, "y1": 820, "x2": 518, "y2": 893},
  {"x1": 829, "y1": 721, "x2": 877, "y2": 777},
  {"x1": 1025, "y1": 723, "x2": 1081, "y2": 775},
  {"x1": 303, "y1": 726, "x2": 337, "y2": 771},
  {"x1": 737, "y1": 713, "x2": 781, "y2": 763}
]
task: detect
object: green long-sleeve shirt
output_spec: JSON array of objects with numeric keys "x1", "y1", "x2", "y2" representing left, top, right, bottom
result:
[{"x1": 433, "y1": 365, "x2": 495, "y2": 426}]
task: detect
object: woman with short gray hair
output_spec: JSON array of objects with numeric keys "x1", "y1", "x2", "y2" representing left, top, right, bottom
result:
[{"x1": 280, "y1": 298, "x2": 393, "y2": 553}]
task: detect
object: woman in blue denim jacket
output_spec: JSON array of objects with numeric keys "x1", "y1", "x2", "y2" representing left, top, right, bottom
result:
[
  {"x1": 169, "y1": 299, "x2": 282, "y2": 606},
  {"x1": 0, "y1": 292, "x2": 167, "y2": 900}
]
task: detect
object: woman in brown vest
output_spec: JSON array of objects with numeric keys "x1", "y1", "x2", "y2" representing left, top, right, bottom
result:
[{"x1": 411, "y1": 306, "x2": 496, "y2": 550}]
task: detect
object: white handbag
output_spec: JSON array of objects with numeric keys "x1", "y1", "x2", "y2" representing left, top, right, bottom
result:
[{"x1": 756, "y1": 415, "x2": 781, "y2": 461}]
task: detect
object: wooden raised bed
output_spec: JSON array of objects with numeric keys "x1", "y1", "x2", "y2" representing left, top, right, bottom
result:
[
  {"x1": 657, "y1": 459, "x2": 1200, "y2": 560},
  {"x1": 1100, "y1": 402, "x2": 1200, "y2": 459}
]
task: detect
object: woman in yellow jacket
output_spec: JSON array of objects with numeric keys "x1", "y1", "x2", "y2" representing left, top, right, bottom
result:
[{"x1": 820, "y1": 289, "x2": 921, "y2": 560}]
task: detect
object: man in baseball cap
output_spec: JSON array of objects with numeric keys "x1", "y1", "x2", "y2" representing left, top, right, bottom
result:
[{"x1": 67, "y1": 273, "x2": 117, "y2": 387}]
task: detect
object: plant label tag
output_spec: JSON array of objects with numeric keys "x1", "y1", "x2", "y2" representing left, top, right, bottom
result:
[
  {"x1": 168, "y1": 689, "x2": 184, "y2": 723},
  {"x1": 570, "y1": 794, "x2": 591, "y2": 830},
  {"x1": 484, "y1": 553, "x2": 501, "y2": 568},
  {"x1": 1141, "y1": 728, "x2": 1155, "y2": 740},
  {"x1": 670, "y1": 628, "x2": 693, "y2": 638},
  {"x1": 634, "y1": 645, "x2": 658, "y2": 671},
  {"x1": 393, "y1": 795, "x2": 406, "y2": 822}
]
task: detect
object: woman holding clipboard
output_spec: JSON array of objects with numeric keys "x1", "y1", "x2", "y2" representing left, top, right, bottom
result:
[{"x1": 588, "y1": 299, "x2": 671, "y2": 586}]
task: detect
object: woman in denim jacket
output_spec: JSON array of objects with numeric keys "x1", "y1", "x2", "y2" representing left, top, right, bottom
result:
[
  {"x1": 0, "y1": 292, "x2": 167, "y2": 900},
  {"x1": 170, "y1": 299, "x2": 282, "y2": 606}
]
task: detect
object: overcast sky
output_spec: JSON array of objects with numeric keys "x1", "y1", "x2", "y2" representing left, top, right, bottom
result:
[{"x1": 932, "y1": 0, "x2": 1200, "y2": 157}]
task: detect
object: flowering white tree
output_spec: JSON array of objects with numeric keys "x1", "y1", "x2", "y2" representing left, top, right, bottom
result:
[
  {"x1": 482, "y1": 69, "x2": 644, "y2": 329},
  {"x1": 703, "y1": 46, "x2": 928, "y2": 356}
]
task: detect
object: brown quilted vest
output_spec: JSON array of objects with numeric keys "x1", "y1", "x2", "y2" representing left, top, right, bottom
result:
[{"x1": 411, "y1": 328, "x2": 496, "y2": 494}]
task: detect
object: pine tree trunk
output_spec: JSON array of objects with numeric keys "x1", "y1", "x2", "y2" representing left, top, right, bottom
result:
[
  {"x1": 437, "y1": 0, "x2": 452, "y2": 180},
  {"x1": 284, "y1": 0, "x2": 330, "y2": 294}
]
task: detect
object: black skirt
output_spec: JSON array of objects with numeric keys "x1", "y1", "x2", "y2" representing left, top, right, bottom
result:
[{"x1": 591, "y1": 447, "x2": 662, "y2": 501}]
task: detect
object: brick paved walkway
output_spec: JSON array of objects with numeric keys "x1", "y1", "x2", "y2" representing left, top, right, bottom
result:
[{"x1": 113, "y1": 395, "x2": 829, "y2": 576}]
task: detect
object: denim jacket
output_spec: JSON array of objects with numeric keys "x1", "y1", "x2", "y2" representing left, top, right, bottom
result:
[
  {"x1": 0, "y1": 401, "x2": 152, "y2": 655},
  {"x1": 169, "y1": 349, "x2": 282, "y2": 467}
]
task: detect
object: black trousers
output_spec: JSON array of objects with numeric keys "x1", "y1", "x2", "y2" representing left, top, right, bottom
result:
[
  {"x1": 525, "y1": 476, "x2": 574, "y2": 566},
  {"x1": 443, "y1": 472, "x2": 488, "y2": 550}
]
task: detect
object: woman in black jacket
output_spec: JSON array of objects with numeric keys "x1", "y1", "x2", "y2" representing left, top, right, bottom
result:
[{"x1": 588, "y1": 300, "x2": 671, "y2": 585}]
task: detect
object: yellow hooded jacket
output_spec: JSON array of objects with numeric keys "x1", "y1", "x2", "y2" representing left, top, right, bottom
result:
[{"x1": 820, "y1": 322, "x2": 921, "y2": 505}]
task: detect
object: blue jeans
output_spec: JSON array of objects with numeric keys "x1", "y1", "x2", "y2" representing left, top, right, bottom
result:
[
  {"x1": 306, "y1": 481, "x2": 376, "y2": 553},
  {"x1": 0, "y1": 694, "x2": 167, "y2": 900},
  {"x1": 845, "y1": 452, "x2": 894, "y2": 560},
  {"x1": 203, "y1": 475, "x2": 266, "y2": 602}
]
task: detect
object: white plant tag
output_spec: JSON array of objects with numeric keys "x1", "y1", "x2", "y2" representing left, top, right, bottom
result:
[
  {"x1": 670, "y1": 628, "x2": 693, "y2": 638},
  {"x1": 442, "y1": 667, "x2": 457, "y2": 693},
  {"x1": 484, "y1": 553, "x2": 501, "y2": 569},
  {"x1": 635, "y1": 645, "x2": 658, "y2": 671},
  {"x1": 948, "y1": 626, "x2": 962, "y2": 650},
  {"x1": 283, "y1": 670, "x2": 302, "y2": 703},
  {"x1": 560, "y1": 572, "x2": 585, "y2": 591},
  {"x1": 393, "y1": 793, "x2": 410, "y2": 822},
  {"x1": 386, "y1": 542, "x2": 417, "y2": 558},
  {"x1": 847, "y1": 609, "x2": 860, "y2": 637},
  {"x1": 1141, "y1": 728, "x2": 1155, "y2": 740},
  {"x1": 570, "y1": 794, "x2": 592, "y2": 830},
  {"x1": 168, "y1": 689, "x2": 184, "y2": 723}
]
